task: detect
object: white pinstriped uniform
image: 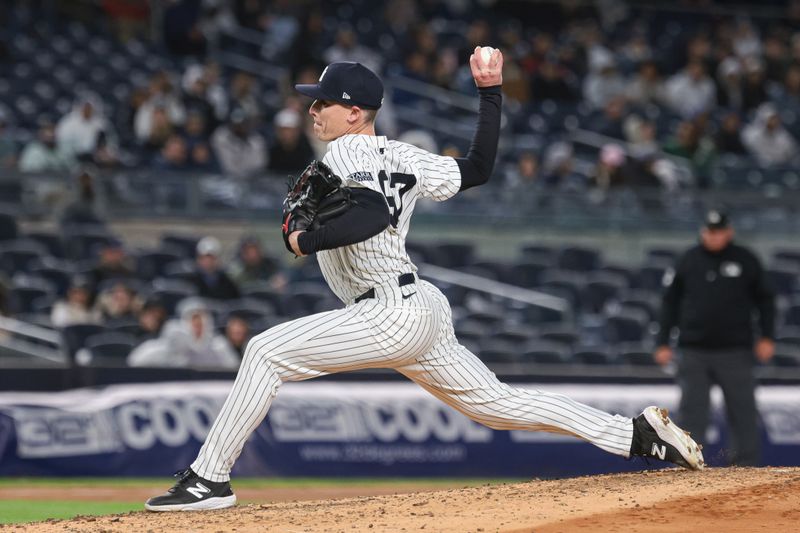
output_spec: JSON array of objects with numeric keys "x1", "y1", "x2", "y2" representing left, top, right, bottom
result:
[{"x1": 191, "y1": 134, "x2": 634, "y2": 482}]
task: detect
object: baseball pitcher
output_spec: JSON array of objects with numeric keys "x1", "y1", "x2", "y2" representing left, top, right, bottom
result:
[{"x1": 145, "y1": 50, "x2": 704, "y2": 511}]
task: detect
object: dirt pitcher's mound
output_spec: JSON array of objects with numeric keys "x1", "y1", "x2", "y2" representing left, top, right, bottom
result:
[{"x1": 14, "y1": 467, "x2": 800, "y2": 533}]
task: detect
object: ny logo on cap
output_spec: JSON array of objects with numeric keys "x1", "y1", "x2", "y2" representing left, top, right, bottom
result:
[{"x1": 342, "y1": 92, "x2": 351, "y2": 100}]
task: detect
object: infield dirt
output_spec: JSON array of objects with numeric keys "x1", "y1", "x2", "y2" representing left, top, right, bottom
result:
[{"x1": 5, "y1": 466, "x2": 798, "y2": 532}]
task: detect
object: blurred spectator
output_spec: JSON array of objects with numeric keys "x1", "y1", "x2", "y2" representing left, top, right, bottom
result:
[
  {"x1": 742, "y1": 103, "x2": 799, "y2": 167},
  {"x1": 90, "y1": 238, "x2": 136, "y2": 286},
  {"x1": 95, "y1": 280, "x2": 140, "y2": 324},
  {"x1": 60, "y1": 171, "x2": 105, "y2": 227},
  {"x1": 55, "y1": 96, "x2": 116, "y2": 160},
  {"x1": 0, "y1": 110, "x2": 17, "y2": 169},
  {"x1": 769, "y1": 64, "x2": 800, "y2": 109},
  {"x1": 18, "y1": 122, "x2": 77, "y2": 173},
  {"x1": 101, "y1": 0, "x2": 150, "y2": 42},
  {"x1": 135, "y1": 72, "x2": 186, "y2": 145},
  {"x1": 134, "y1": 297, "x2": 167, "y2": 340},
  {"x1": 188, "y1": 236, "x2": 241, "y2": 300},
  {"x1": 51, "y1": 275, "x2": 101, "y2": 328},
  {"x1": 228, "y1": 236, "x2": 280, "y2": 286},
  {"x1": 211, "y1": 109, "x2": 267, "y2": 178},
  {"x1": 323, "y1": 27, "x2": 382, "y2": 74},
  {"x1": 228, "y1": 72, "x2": 262, "y2": 123},
  {"x1": 267, "y1": 108, "x2": 314, "y2": 174},
  {"x1": 592, "y1": 143, "x2": 628, "y2": 189},
  {"x1": 224, "y1": 314, "x2": 251, "y2": 358},
  {"x1": 626, "y1": 61, "x2": 667, "y2": 107},
  {"x1": 504, "y1": 151, "x2": 540, "y2": 189},
  {"x1": 715, "y1": 112, "x2": 747, "y2": 155},
  {"x1": 199, "y1": 62, "x2": 229, "y2": 122},
  {"x1": 152, "y1": 134, "x2": 190, "y2": 171},
  {"x1": 582, "y1": 54, "x2": 626, "y2": 110},
  {"x1": 531, "y1": 59, "x2": 576, "y2": 102},
  {"x1": 181, "y1": 64, "x2": 216, "y2": 133},
  {"x1": 234, "y1": 0, "x2": 268, "y2": 31},
  {"x1": 663, "y1": 121, "x2": 716, "y2": 186},
  {"x1": 163, "y1": 0, "x2": 207, "y2": 56},
  {"x1": 587, "y1": 96, "x2": 627, "y2": 140},
  {"x1": 128, "y1": 297, "x2": 239, "y2": 367},
  {"x1": 260, "y1": 0, "x2": 301, "y2": 62},
  {"x1": 623, "y1": 116, "x2": 659, "y2": 158},
  {"x1": 741, "y1": 58, "x2": 769, "y2": 112},
  {"x1": 541, "y1": 141, "x2": 585, "y2": 189},
  {"x1": 716, "y1": 57, "x2": 744, "y2": 111},
  {"x1": 665, "y1": 61, "x2": 716, "y2": 118},
  {"x1": 762, "y1": 34, "x2": 789, "y2": 83}
]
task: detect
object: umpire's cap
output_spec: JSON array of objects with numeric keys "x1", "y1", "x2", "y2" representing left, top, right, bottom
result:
[
  {"x1": 294, "y1": 62, "x2": 383, "y2": 109},
  {"x1": 704, "y1": 208, "x2": 731, "y2": 230}
]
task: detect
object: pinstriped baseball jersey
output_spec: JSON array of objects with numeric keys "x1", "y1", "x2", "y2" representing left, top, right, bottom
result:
[
  {"x1": 190, "y1": 132, "x2": 637, "y2": 484},
  {"x1": 319, "y1": 134, "x2": 461, "y2": 303}
]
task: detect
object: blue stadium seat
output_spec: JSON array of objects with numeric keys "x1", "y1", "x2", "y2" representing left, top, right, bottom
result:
[
  {"x1": 0, "y1": 239, "x2": 49, "y2": 276},
  {"x1": 557, "y1": 246, "x2": 602, "y2": 272},
  {"x1": 223, "y1": 298, "x2": 276, "y2": 326},
  {"x1": 80, "y1": 332, "x2": 139, "y2": 366},
  {"x1": 507, "y1": 261, "x2": 550, "y2": 288},
  {"x1": 25, "y1": 231, "x2": 66, "y2": 258},
  {"x1": 161, "y1": 234, "x2": 200, "y2": 259},
  {"x1": 773, "y1": 249, "x2": 800, "y2": 270},
  {"x1": 0, "y1": 211, "x2": 18, "y2": 242},
  {"x1": 580, "y1": 273, "x2": 626, "y2": 314},
  {"x1": 520, "y1": 244, "x2": 557, "y2": 264},
  {"x1": 766, "y1": 268, "x2": 798, "y2": 296},
  {"x1": 604, "y1": 309, "x2": 650, "y2": 344},
  {"x1": 617, "y1": 343, "x2": 658, "y2": 366},
  {"x1": 61, "y1": 323, "x2": 107, "y2": 363},
  {"x1": 573, "y1": 345, "x2": 616, "y2": 365},
  {"x1": 522, "y1": 340, "x2": 570, "y2": 364},
  {"x1": 432, "y1": 242, "x2": 474, "y2": 268},
  {"x1": 536, "y1": 323, "x2": 579, "y2": 348},
  {"x1": 137, "y1": 249, "x2": 184, "y2": 279},
  {"x1": 634, "y1": 261, "x2": 671, "y2": 291}
]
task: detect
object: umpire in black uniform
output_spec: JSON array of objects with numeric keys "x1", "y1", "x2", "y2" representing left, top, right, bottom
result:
[{"x1": 654, "y1": 209, "x2": 775, "y2": 465}]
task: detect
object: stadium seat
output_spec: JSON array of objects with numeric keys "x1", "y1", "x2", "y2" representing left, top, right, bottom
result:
[
  {"x1": 0, "y1": 210, "x2": 18, "y2": 242},
  {"x1": 432, "y1": 242, "x2": 474, "y2": 268},
  {"x1": 580, "y1": 273, "x2": 627, "y2": 314},
  {"x1": 223, "y1": 298, "x2": 276, "y2": 325},
  {"x1": 161, "y1": 234, "x2": 200, "y2": 259},
  {"x1": 766, "y1": 268, "x2": 798, "y2": 295},
  {"x1": 479, "y1": 338, "x2": 520, "y2": 363},
  {"x1": 645, "y1": 248, "x2": 678, "y2": 263},
  {"x1": 137, "y1": 250, "x2": 184, "y2": 279},
  {"x1": 25, "y1": 231, "x2": 66, "y2": 258},
  {"x1": 536, "y1": 323, "x2": 579, "y2": 348},
  {"x1": 537, "y1": 270, "x2": 584, "y2": 309},
  {"x1": 507, "y1": 261, "x2": 550, "y2": 288},
  {"x1": 604, "y1": 309, "x2": 650, "y2": 344},
  {"x1": 0, "y1": 240, "x2": 49, "y2": 276},
  {"x1": 557, "y1": 246, "x2": 602, "y2": 272},
  {"x1": 633, "y1": 261, "x2": 672, "y2": 291},
  {"x1": 8, "y1": 285, "x2": 55, "y2": 314},
  {"x1": 61, "y1": 323, "x2": 107, "y2": 363},
  {"x1": 773, "y1": 249, "x2": 800, "y2": 270},
  {"x1": 79, "y1": 332, "x2": 139, "y2": 366},
  {"x1": 572, "y1": 345, "x2": 616, "y2": 365},
  {"x1": 520, "y1": 244, "x2": 557, "y2": 265},
  {"x1": 62, "y1": 227, "x2": 117, "y2": 262},
  {"x1": 617, "y1": 343, "x2": 658, "y2": 366},
  {"x1": 148, "y1": 278, "x2": 198, "y2": 316},
  {"x1": 28, "y1": 264, "x2": 73, "y2": 296},
  {"x1": 522, "y1": 340, "x2": 570, "y2": 364}
]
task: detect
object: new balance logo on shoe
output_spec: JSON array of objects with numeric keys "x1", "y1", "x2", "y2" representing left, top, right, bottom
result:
[
  {"x1": 186, "y1": 482, "x2": 211, "y2": 499},
  {"x1": 651, "y1": 442, "x2": 667, "y2": 460},
  {"x1": 342, "y1": 92, "x2": 351, "y2": 100}
]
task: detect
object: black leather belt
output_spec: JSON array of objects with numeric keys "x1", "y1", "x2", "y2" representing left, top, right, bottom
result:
[{"x1": 354, "y1": 273, "x2": 416, "y2": 303}]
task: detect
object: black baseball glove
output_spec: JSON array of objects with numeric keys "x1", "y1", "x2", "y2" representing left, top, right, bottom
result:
[{"x1": 281, "y1": 160, "x2": 353, "y2": 253}]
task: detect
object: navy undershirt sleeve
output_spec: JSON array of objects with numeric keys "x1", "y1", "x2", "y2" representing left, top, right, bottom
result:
[
  {"x1": 456, "y1": 85, "x2": 502, "y2": 191},
  {"x1": 297, "y1": 188, "x2": 391, "y2": 255}
]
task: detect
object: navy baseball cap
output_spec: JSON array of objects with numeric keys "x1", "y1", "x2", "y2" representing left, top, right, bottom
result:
[{"x1": 295, "y1": 62, "x2": 383, "y2": 109}]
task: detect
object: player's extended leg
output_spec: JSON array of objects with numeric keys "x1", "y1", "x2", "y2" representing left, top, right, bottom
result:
[
  {"x1": 146, "y1": 288, "x2": 442, "y2": 510},
  {"x1": 396, "y1": 281, "x2": 704, "y2": 470}
]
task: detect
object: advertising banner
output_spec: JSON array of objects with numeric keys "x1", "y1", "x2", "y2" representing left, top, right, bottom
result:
[{"x1": 0, "y1": 382, "x2": 797, "y2": 477}]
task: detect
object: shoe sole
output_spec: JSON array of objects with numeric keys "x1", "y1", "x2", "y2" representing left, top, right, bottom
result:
[
  {"x1": 643, "y1": 406, "x2": 706, "y2": 471},
  {"x1": 145, "y1": 494, "x2": 237, "y2": 512}
]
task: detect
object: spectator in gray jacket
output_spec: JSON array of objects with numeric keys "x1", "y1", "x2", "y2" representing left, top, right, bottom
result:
[
  {"x1": 127, "y1": 297, "x2": 240, "y2": 368},
  {"x1": 665, "y1": 61, "x2": 716, "y2": 118},
  {"x1": 211, "y1": 109, "x2": 267, "y2": 178},
  {"x1": 742, "y1": 103, "x2": 799, "y2": 167}
]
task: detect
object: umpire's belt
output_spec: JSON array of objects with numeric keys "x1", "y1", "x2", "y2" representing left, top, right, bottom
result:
[{"x1": 354, "y1": 273, "x2": 416, "y2": 303}]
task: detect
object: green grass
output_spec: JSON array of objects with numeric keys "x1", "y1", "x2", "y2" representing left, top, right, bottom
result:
[
  {"x1": 0, "y1": 477, "x2": 522, "y2": 524},
  {"x1": 0, "y1": 477, "x2": 520, "y2": 488},
  {"x1": 0, "y1": 500, "x2": 141, "y2": 524}
]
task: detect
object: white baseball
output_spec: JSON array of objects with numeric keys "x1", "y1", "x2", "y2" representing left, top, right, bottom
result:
[{"x1": 480, "y1": 46, "x2": 495, "y2": 64}]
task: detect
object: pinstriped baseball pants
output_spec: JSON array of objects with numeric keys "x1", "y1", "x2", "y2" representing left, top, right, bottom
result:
[{"x1": 192, "y1": 280, "x2": 633, "y2": 481}]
